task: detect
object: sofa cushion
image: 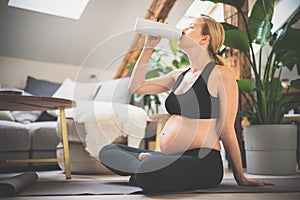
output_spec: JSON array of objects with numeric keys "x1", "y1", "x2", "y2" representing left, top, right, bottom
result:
[
  {"x1": 31, "y1": 151, "x2": 58, "y2": 167},
  {"x1": 11, "y1": 92, "x2": 43, "y2": 124},
  {"x1": 0, "y1": 121, "x2": 30, "y2": 151},
  {"x1": 24, "y1": 76, "x2": 61, "y2": 97},
  {"x1": 53, "y1": 78, "x2": 100, "y2": 101},
  {"x1": 56, "y1": 117, "x2": 86, "y2": 143},
  {"x1": 27, "y1": 122, "x2": 59, "y2": 151},
  {"x1": 48, "y1": 79, "x2": 101, "y2": 117},
  {"x1": 0, "y1": 111, "x2": 14, "y2": 121},
  {"x1": 94, "y1": 77, "x2": 132, "y2": 104},
  {"x1": 11, "y1": 111, "x2": 42, "y2": 124}
]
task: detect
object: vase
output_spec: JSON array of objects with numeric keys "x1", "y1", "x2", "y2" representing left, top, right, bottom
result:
[{"x1": 244, "y1": 124, "x2": 297, "y2": 175}]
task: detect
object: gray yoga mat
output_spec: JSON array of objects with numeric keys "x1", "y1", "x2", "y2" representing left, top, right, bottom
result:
[
  {"x1": 195, "y1": 178, "x2": 300, "y2": 193},
  {"x1": 1, "y1": 172, "x2": 300, "y2": 196},
  {"x1": 19, "y1": 177, "x2": 300, "y2": 196},
  {"x1": 20, "y1": 179, "x2": 142, "y2": 196}
]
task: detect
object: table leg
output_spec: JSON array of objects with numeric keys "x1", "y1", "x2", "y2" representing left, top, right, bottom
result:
[{"x1": 60, "y1": 108, "x2": 71, "y2": 179}]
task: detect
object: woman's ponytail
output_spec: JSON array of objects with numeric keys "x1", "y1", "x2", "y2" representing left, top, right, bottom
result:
[
  {"x1": 201, "y1": 16, "x2": 225, "y2": 66},
  {"x1": 214, "y1": 54, "x2": 225, "y2": 66}
]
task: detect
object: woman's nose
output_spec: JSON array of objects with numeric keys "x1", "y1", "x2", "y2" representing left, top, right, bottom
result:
[{"x1": 182, "y1": 27, "x2": 188, "y2": 35}]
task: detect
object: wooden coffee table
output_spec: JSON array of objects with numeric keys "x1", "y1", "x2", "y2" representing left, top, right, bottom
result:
[{"x1": 0, "y1": 94, "x2": 76, "y2": 179}]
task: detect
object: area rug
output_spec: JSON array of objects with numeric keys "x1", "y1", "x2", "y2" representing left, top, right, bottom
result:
[{"x1": 1, "y1": 171, "x2": 300, "y2": 196}]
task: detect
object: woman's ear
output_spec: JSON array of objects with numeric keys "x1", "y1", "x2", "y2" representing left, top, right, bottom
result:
[
  {"x1": 199, "y1": 35, "x2": 210, "y2": 46},
  {"x1": 203, "y1": 35, "x2": 210, "y2": 42}
]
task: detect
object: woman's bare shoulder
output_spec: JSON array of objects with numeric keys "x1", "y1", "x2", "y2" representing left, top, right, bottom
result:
[{"x1": 214, "y1": 65, "x2": 236, "y2": 81}]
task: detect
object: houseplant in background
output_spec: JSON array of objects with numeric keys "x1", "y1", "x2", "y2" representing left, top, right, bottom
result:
[{"x1": 203, "y1": 0, "x2": 300, "y2": 174}]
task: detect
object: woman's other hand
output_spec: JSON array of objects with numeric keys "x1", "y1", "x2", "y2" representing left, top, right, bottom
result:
[
  {"x1": 144, "y1": 19, "x2": 166, "y2": 48},
  {"x1": 138, "y1": 152, "x2": 152, "y2": 160},
  {"x1": 237, "y1": 176, "x2": 273, "y2": 186}
]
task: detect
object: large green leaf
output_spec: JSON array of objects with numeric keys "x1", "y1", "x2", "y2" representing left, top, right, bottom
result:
[
  {"x1": 224, "y1": 29, "x2": 249, "y2": 53},
  {"x1": 221, "y1": 22, "x2": 238, "y2": 31},
  {"x1": 273, "y1": 10, "x2": 300, "y2": 54},
  {"x1": 273, "y1": 11, "x2": 300, "y2": 72},
  {"x1": 237, "y1": 79, "x2": 253, "y2": 93},
  {"x1": 172, "y1": 60, "x2": 179, "y2": 68},
  {"x1": 248, "y1": 0, "x2": 275, "y2": 45},
  {"x1": 237, "y1": 111, "x2": 257, "y2": 123},
  {"x1": 162, "y1": 66, "x2": 174, "y2": 74},
  {"x1": 279, "y1": 51, "x2": 300, "y2": 71},
  {"x1": 274, "y1": 27, "x2": 300, "y2": 61},
  {"x1": 201, "y1": 0, "x2": 245, "y2": 10},
  {"x1": 268, "y1": 78, "x2": 283, "y2": 102}
]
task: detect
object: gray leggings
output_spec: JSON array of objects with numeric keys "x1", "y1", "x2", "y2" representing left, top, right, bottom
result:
[{"x1": 99, "y1": 144, "x2": 223, "y2": 194}]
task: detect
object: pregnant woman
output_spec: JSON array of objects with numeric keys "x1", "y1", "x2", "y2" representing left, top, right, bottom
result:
[{"x1": 99, "y1": 16, "x2": 272, "y2": 194}]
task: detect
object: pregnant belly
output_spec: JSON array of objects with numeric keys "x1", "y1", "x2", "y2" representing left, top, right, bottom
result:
[{"x1": 159, "y1": 115, "x2": 220, "y2": 155}]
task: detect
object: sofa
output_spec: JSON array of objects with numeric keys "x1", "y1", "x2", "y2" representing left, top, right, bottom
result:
[
  {"x1": 0, "y1": 76, "x2": 61, "y2": 172},
  {"x1": 0, "y1": 76, "x2": 148, "y2": 174}
]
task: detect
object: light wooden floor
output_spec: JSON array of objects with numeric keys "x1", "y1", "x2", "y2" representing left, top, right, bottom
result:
[{"x1": 1, "y1": 169, "x2": 300, "y2": 200}]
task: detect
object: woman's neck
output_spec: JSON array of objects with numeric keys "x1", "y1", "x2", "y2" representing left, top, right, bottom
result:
[{"x1": 188, "y1": 47, "x2": 212, "y2": 72}]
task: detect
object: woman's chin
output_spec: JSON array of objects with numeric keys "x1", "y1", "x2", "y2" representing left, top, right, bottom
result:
[{"x1": 178, "y1": 42, "x2": 187, "y2": 52}]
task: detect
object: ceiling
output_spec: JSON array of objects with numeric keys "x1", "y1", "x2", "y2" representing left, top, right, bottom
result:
[{"x1": 0, "y1": 0, "x2": 193, "y2": 66}]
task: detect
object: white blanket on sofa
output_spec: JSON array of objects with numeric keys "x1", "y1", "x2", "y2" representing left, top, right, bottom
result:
[{"x1": 68, "y1": 101, "x2": 148, "y2": 160}]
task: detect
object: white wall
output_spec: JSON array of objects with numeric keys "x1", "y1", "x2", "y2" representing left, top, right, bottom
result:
[
  {"x1": 0, "y1": 0, "x2": 194, "y2": 89},
  {"x1": 0, "y1": 56, "x2": 118, "y2": 89}
]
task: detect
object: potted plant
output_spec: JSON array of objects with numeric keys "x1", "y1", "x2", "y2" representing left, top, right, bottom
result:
[{"x1": 203, "y1": 0, "x2": 300, "y2": 174}]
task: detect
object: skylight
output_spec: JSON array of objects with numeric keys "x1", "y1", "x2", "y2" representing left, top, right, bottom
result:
[
  {"x1": 176, "y1": 0, "x2": 224, "y2": 29},
  {"x1": 8, "y1": 0, "x2": 90, "y2": 20}
]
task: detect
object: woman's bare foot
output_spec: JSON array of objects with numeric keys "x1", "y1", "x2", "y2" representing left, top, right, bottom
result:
[{"x1": 138, "y1": 152, "x2": 152, "y2": 160}]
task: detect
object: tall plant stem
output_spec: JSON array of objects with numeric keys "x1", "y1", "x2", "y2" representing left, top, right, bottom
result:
[
  {"x1": 259, "y1": 47, "x2": 262, "y2": 78},
  {"x1": 241, "y1": 91, "x2": 263, "y2": 123},
  {"x1": 238, "y1": 8, "x2": 262, "y2": 90}
]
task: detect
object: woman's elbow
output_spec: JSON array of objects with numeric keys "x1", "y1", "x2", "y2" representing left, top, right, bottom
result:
[
  {"x1": 128, "y1": 85, "x2": 135, "y2": 94},
  {"x1": 128, "y1": 86, "x2": 144, "y2": 94},
  {"x1": 219, "y1": 127, "x2": 235, "y2": 139}
]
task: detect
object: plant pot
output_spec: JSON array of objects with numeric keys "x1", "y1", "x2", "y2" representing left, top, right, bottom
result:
[{"x1": 244, "y1": 124, "x2": 297, "y2": 175}]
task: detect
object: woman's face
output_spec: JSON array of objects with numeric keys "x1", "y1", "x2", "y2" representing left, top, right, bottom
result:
[{"x1": 178, "y1": 18, "x2": 210, "y2": 51}]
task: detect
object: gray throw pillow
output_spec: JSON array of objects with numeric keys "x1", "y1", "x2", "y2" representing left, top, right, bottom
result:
[{"x1": 24, "y1": 76, "x2": 61, "y2": 97}]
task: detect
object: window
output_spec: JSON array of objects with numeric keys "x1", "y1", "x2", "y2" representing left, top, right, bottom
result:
[
  {"x1": 176, "y1": 0, "x2": 224, "y2": 29},
  {"x1": 8, "y1": 0, "x2": 90, "y2": 20}
]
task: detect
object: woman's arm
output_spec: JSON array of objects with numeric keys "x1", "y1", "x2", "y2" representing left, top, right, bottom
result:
[
  {"x1": 217, "y1": 67, "x2": 273, "y2": 186},
  {"x1": 128, "y1": 45, "x2": 177, "y2": 95},
  {"x1": 128, "y1": 21, "x2": 180, "y2": 95}
]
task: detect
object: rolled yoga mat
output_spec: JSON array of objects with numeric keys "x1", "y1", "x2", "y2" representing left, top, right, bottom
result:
[{"x1": 0, "y1": 171, "x2": 38, "y2": 197}]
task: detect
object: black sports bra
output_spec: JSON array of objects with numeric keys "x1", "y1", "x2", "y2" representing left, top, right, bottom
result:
[{"x1": 165, "y1": 62, "x2": 220, "y2": 119}]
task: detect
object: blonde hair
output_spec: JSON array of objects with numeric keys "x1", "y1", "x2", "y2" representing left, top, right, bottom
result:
[{"x1": 199, "y1": 16, "x2": 225, "y2": 66}]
